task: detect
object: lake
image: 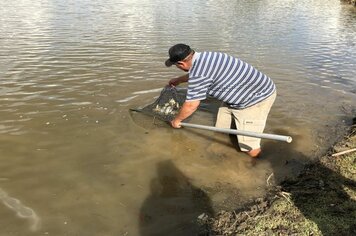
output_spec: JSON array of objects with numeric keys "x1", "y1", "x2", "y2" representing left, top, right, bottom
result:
[{"x1": 0, "y1": 0, "x2": 355, "y2": 235}]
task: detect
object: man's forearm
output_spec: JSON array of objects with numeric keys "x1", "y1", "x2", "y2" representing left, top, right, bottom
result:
[
  {"x1": 174, "y1": 100, "x2": 200, "y2": 121},
  {"x1": 170, "y1": 74, "x2": 189, "y2": 86},
  {"x1": 178, "y1": 74, "x2": 189, "y2": 83}
]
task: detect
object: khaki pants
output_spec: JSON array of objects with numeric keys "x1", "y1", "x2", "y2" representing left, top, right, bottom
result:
[{"x1": 215, "y1": 91, "x2": 276, "y2": 151}]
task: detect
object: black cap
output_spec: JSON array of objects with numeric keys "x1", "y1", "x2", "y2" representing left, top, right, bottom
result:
[{"x1": 165, "y1": 44, "x2": 192, "y2": 67}]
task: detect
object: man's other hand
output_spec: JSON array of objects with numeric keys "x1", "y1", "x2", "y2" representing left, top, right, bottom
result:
[{"x1": 170, "y1": 119, "x2": 182, "y2": 128}]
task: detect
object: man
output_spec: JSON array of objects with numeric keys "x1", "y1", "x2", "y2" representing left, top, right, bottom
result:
[{"x1": 165, "y1": 43, "x2": 276, "y2": 158}]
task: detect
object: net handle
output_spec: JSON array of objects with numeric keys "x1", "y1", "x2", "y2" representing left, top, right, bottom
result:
[{"x1": 180, "y1": 122, "x2": 292, "y2": 143}]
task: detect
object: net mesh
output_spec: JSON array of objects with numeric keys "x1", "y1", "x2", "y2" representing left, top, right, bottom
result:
[{"x1": 130, "y1": 86, "x2": 186, "y2": 122}]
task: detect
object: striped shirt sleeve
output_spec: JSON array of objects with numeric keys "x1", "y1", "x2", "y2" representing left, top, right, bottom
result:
[{"x1": 186, "y1": 76, "x2": 212, "y2": 101}]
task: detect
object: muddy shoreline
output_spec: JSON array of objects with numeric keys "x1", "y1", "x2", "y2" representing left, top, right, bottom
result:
[{"x1": 197, "y1": 118, "x2": 356, "y2": 235}]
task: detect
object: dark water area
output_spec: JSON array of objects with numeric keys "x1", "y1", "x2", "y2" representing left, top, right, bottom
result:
[{"x1": 0, "y1": 0, "x2": 355, "y2": 235}]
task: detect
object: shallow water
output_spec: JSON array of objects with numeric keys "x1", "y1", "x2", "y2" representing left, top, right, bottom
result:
[{"x1": 0, "y1": 0, "x2": 355, "y2": 235}]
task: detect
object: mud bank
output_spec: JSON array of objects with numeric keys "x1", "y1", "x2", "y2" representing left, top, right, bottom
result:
[{"x1": 198, "y1": 120, "x2": 356, "y2": 236}]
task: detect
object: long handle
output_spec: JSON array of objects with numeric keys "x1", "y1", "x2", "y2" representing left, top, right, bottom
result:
[{"x1": 180, "y1": 122, "x2": 292, "y2": 143}]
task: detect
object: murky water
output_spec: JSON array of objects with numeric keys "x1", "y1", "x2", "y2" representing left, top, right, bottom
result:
[{"x1": 0, "y1": 0, "x2": 355, "y2": 235}]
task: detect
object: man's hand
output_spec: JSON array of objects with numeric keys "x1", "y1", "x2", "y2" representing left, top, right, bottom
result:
[
  {"x1": 170, "y1": 100, "x2": 200, "y2": 129},
  {"x1": 170, "y1": 118, "x2": 182, "y2": 128}
]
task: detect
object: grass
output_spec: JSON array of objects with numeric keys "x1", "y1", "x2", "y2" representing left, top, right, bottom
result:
[{"x1": 250, "y1": 200, "x2": 321, "y2": 235}]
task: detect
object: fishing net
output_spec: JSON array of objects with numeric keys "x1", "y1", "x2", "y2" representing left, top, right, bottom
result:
[
  {"x1": 130, "y1": 86, "x2": 186, "y2": 122},
  {"x1": 129, "y1": 86, "x2": 220, "y2": 131}
]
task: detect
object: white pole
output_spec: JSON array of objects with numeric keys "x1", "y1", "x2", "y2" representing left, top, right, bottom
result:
[{"x1": 180, "y1": 122, "x2": 292, "y2": 143}]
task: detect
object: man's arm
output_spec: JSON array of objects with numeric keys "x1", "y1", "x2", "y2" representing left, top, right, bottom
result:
[
  {"x1": 169, "y1": 74, "x2": 189, "y2": 87},
  {"x1": 171, "y1": 100, "x2": 200, "y2": 128}
]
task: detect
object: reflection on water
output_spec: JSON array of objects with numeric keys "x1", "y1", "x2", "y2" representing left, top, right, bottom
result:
[
  {"x1": 0, "y1": 188, "x2": 40, "y2": 231},
  {"x1": 0, "y1": 0, "x2": 355, "y2": 235}
]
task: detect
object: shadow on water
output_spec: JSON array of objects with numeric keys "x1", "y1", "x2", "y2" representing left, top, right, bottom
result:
[{"x1": 139, "y1": 160, "x2": 214, "y2": 236}]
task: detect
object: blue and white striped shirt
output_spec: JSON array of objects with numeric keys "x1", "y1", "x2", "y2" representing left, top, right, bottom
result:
[{"x1": 186, "y1": 52, "x2": 276, "y2": 109}]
